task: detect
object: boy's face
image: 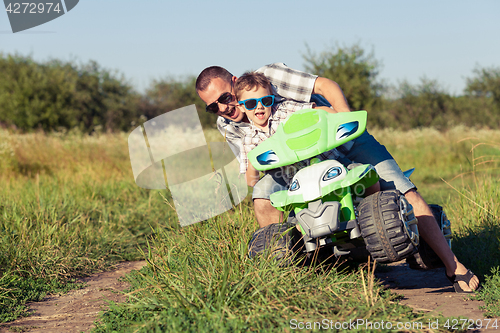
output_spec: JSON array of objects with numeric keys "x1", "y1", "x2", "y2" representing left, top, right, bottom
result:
[{"x1": 237, "y1": 86, "x2": 273, "y2": 129}]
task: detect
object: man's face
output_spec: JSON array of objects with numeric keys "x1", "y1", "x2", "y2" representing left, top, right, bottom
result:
[{"x1": 198, "y1": 77, "x2": 246, "y2": 122}]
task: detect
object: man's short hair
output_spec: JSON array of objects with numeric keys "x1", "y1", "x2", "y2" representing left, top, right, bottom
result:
[
  {"x1": 196, "y1": 66, "x2": 233, "y2": 92},
  {"x1": 234, "y1": 71, "x2": 272, "y2": 99}
]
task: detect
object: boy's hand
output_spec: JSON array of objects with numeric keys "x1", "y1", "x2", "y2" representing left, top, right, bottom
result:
[{"x1": 245, "y1": 163, "x2": 260, "y2": 187}]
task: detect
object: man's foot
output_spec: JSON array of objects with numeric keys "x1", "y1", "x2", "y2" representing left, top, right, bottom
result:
[{"x1": 446, "y1": 266, "x2": 480, "y2": 293}]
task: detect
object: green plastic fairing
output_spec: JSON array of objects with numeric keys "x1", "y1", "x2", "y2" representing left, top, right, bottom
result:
[
  {"x1": 269, "y1": 164, "x2": 378, "y2": 210},
  {"x1": 249, "y1": 109, "x2": 367, "y2": 171},
  {"x1": 283, "y1": 112, "x2": 320, "y2": 134}
]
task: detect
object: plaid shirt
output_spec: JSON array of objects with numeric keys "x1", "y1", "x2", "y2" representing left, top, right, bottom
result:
[
  {"x1": 217, "y1": 63, "x2": 317, "y2": 162},
  {"x1": 255, "y1": 62, "x2": 317, "y2": 103},
  {"x1": 239, "y1": 101, "x2": 340, "y2": 183}
]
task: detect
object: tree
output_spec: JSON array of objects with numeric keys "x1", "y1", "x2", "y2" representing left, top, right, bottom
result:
[
  {"x1": 72, "y1": 60, "x2": 140, "y2": 132},
  {"x1": 465, "y1": 65, "x2": 500, "y2": 105},
  {"x1": 0, "y1": 55, "x2": 79, "y2": 131},
  {"x1": 0, "y1": 54, "x2": 140, "y2": 132},
  {"x1": 303, "y1": 44, "x2": 384, "y2": 111},
  {"x1": 386, "y1": 78, "x2": 454, "y2": 129},
  {"x1": 140, "y1": 76, "x2": 217, "y2": 130}
]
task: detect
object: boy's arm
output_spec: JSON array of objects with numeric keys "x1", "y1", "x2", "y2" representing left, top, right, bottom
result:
[
  {"x1": 217, "y1": 116, "x2": 248, "y2": 162},
  {"x1": 245, "y1": 163, "x2": 260, "y2": 187},
  {"x1": 313, "y1": 77, "x2": 351, "y2": 113},
  {"x1": 239, "y1": 134, "x2": 260, "y2": 187}
]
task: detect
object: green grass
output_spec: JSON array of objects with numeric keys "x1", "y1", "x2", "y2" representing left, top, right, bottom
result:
[
  {"x1": 474, "y1": 267, "x2": 500, "y2": 317},
  {"x1": 444, "y1": 176, "x2": 500, "y2": 317},
  {"x1": 0, "y1": 129, "x2": 175, "y2": 322},
  {"x1": 374, "y1": 127, "x2": 500, "y2": 317},
  {"x1": 1, "y1": 126, "x2": 499, "y2": 330}
]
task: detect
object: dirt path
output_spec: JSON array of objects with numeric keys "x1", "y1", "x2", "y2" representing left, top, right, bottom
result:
[
  {"x1": 0, "y1": 261, "x2": 147, "y2": 333},
  {"x1": 1, "y1": 260, "x2": 497, "y2": 332},
  {"x1": 375, "y1": 261, "x2": 498, "y2": 332}
]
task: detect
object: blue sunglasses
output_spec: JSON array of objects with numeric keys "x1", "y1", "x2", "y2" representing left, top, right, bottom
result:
[{"x1": 238, "y1": 95, "x2": 275, "y2": 111}]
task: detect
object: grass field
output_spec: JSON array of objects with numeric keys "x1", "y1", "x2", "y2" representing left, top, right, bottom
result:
[{"x1": 0, "y1": 126, "x2": 499, "y2": 330}]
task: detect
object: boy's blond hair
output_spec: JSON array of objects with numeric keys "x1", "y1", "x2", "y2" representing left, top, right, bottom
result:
[{"x1": 234, "y1": 71, "x2": 273, "y2": 100}]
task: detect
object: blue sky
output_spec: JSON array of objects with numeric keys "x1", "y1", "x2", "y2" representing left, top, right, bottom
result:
[{"x1": 1, "y1": 0, "x2": 499, "y2": 95}]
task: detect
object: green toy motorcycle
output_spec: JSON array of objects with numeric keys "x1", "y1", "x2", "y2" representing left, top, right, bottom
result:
[{"x1": 248, "y1": 109, "x2": 450, "y2": 265}]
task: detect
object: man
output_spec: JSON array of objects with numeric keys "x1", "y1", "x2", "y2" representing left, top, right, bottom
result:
[{"x1": 195, "y1": 63, "x2": 479, "y2": 293}]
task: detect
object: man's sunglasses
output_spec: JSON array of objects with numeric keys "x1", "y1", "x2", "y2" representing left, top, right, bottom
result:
[
  {"x1": 205, "y1": 92, "x2": 235, "y2": 114},
  {"x1": 238, "y1": 95, "x2": 275, "y2": 111}
]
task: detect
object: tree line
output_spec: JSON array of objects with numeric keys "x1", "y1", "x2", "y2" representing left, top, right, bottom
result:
[
  {"x1": 1, "y1": 47, "x2": 499, "y2": 133},
  {"x1": 304, "y1": 44, "x2": 500, "y2": 130},
  {"x1": 0, "y1": 54, "x2": 214, "y2": 133}
]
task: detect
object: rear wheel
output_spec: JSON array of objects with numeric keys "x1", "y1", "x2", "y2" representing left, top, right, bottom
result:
[
  {"x1": 406, "y1": 204, "x2": 451, "y2": 270},
  {"x1": 358, "y1": 190, "x2": 419, "y2": 263}
]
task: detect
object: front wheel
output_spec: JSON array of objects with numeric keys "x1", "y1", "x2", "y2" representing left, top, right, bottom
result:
[
  {"x1": 358, "y1": 190, "x2": 419, "y2": 263},
  {"x1": 247, "y1": 222, "x2": 301, "y2": 262}
]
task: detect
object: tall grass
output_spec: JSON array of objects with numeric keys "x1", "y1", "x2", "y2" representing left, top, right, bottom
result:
[
  {"x1": 371, "y1": 125, "x2": 500, "y2": 205},
  {"x1": 93, "y1": 209, "x2": 441, "y2": 333},
  {"x1": 439, "y1": 138, "x2": 500, "y2": 317},
  {"x1": 0, "y1": 129, "x2": 173, "y2": 321}
]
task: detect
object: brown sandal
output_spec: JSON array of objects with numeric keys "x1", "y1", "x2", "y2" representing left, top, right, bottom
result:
[{"x1": 446, "y1": 269, "x2": 481, "y2": 293}]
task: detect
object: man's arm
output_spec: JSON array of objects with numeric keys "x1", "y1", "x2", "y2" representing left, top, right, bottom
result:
[
  {"x1": 257, "y1": 63, "x2": 351, "y2": 113},
  {"x1": 256, "y1": 63, "x2": 316, "y2": 102},
  {"x1": 313, "y1": 77, "x2": 351, "y2": 113},
  {"x1": 315, "y1": 105, "x2": 336, "y2": 114}
]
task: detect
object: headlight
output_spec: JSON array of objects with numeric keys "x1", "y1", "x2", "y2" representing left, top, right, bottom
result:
[
  {"x1": 322, "y1": 166, "x2": 342, "y2": 181},
  {"x1": 290, "y1": 179, "x2": 300, "y2": 191}
]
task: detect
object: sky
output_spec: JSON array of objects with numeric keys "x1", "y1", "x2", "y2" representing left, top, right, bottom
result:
[{"x1": 1, "y1": 0, "x2": 499, "y2": 95}]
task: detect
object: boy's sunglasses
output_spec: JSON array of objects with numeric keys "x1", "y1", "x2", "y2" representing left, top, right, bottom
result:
[
  {"x1": 205, "y1": 92, "x2": 235, "y2": 114},
  {"x1": 238, "y1": 95, "x2": 275, "y2": 111}
]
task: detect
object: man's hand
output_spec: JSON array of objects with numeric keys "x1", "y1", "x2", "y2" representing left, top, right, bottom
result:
[{"x1": 313, "y1": 77, "x2": 351, "y2": 113}]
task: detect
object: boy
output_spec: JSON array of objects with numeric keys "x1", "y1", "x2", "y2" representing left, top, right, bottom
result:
[{"x1": 234, "y1": 71, "x2": 356, "y2": 190}]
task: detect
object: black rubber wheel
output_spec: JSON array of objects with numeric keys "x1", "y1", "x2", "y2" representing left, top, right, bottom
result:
[
  {"x1": 347, "y1": 247, "x2": 372, "y2": 262},
  {"x1": 248, "y1": 222, "x2": 301, "y2": 262},
  {"x1": 406, "y1": 204, "x2": 450, "y2": 270},
  {"x1": 358, "y1": 190, "x2": 419, "y2": 263}
]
